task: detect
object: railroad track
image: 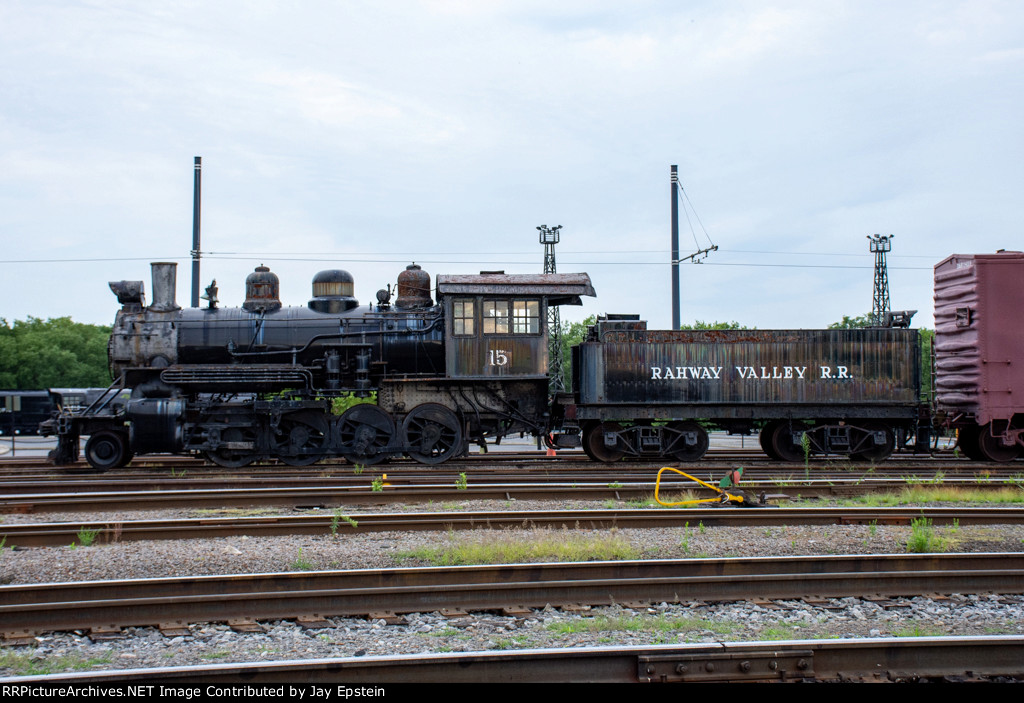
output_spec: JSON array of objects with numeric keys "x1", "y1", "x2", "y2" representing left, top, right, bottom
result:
[
  {"x1": 11, "y1": 636, "x2": 1023, "y2": 683},
  {"x1": 4, "y1": 506, "x2": 1024, "y2": 547},
  {"x1": 3, "y1": 553, "x2": 1022, "y2": 644},
  {"x1": 0, "y1": 478, "x2": 1018, "y2": 514}
]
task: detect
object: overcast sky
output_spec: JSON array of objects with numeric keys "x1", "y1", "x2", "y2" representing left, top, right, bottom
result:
[{"x1": 1, "y1": 1, "x2": 1021, "y2": 330}]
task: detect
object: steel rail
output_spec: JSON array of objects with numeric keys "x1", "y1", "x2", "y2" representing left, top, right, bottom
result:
[
  {"x1": 3, "y1": 478, "x2": 1021, "y2": 514},
  {"x1": 7, "y1": 636, "x2": 1024, "y2": 683},
  {"x1": 0, "y1": 467, "x2": 1012, "y2": 492},
  {"x1": 2, "y1": 554, "x2": 1022, "y2": 641},
  {"x1": 4, "y1": 506, "x2": 1024, "y2": 547}
]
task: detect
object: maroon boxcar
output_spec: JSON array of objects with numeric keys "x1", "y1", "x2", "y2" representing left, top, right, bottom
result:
[{"x1": 934, "y1": 251, "x2": 1024, "y2": 461}]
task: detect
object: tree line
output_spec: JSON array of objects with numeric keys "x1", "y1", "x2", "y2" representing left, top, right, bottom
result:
[{"x1": 0, "y1": 317, "x2": 112, "y2": 389}]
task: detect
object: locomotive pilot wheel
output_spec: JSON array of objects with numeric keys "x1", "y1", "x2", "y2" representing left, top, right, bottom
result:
[
  {"x1": 402, "y1": 403, "x2": 464, "y2": 465},
  {"x1": 85, "y1": 431, "x2": 131, "y2": 471},
  {"x1": 273, "y1": 410, "x2": 329, "y2": 466},
  {"x1": 336, "y1": 404, "x2": 396, "y2": 466}
]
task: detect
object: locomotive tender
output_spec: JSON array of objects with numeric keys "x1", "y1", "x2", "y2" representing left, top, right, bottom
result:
[{"x1": 45, "y1": 251, "x2": 1023, "y2": 468}]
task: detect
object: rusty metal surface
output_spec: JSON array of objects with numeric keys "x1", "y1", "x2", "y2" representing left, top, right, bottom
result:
[
  {"x1": 4, "y1": 507, "x2": 1023, "y2": 547},
  {"x1": 2, "y1": 554, "x2": 1022, "y2": 643},
  {"x1": 436, "y1": 272, "x2": 596, "y2": 302},
  {"x1": 577, "y1": 328, "x2": 921, "y2": 411},
  {"x1": 11, "y1": 636, "x2": 1024, "y2": 683},
  {"x1": 935, "y1": 251, "x2": 1024, "y2": 425}
]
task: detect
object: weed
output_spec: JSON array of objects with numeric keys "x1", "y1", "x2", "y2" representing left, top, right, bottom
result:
[
  {"x1": 170, "y1": 467, "x2": 187, "y2": 478},
  {"x1": 330, "y1": 509, "x2": 358, "y2": 535},
  {"x1": 801, "y1": 433, "x2": 811, "y2": 475},
  {"x1": 291, "y1": 547, "x2": 315, "y2": 571},
  {"x1": 680, "y1": 522, "x2": 691, "y2": 554},
  {"x1": 0, "y1": 649, "x2": 113, "y2": 676},
  {"x1": 607, "y1": 481, "x2": 623, "y2": 489},
  {"x1": 371, "y1": 476, "x2": 384, "y2": 492},
  {"x1": 76, "y1": 527, "x2": 100, "y2": 547},
  {"x1": 352, "y1": 464, "x2": 364, "y2": 475},
  {"x1": 396, "y1": 526, "x2": 641, "y2": 566},
  {"x1": 603, "y1": 499, "x2": 617, "y2": 509},
  {"x1": 906, "y1": 517, "x2": 949, "y2": 553},
  {"x1": 698, "y1": 521, "x2": 706, "y2": 535},
  {"x1": 868, "y1": 519, "x2": 878, "y2": 538},
  {"x1": 891, "y1": 623, "x2": 945, "y2": 638},
  {"x1": 456, "y1": 472, "x2": 468, "y2": 491},
  {"x1": 547, "y1": 613, "x2": 738, "y2": 637}
]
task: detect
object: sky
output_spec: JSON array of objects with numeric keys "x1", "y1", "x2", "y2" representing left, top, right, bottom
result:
[{"x1": 1, "y1": 1, "x2": 1021, "y2": 330}]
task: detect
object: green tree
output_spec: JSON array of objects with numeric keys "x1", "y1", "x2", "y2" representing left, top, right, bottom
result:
[
  {"x1": 557, "y1": 315, "x2": 595, "y2": 392},
  {"x1": 679, "y1": 320, "x2": 749, "y2": 330},
  {"x1": 828, "y1": 313, "x2": 873, "y2": 329},
  {"x1": 0, "y1": 317, "x2": 112, "y2": 389}
]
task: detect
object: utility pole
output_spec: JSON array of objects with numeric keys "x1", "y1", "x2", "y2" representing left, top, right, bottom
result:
[
  {"x1": 538, "y1": 225, "x2": 565, "y2": 393},
  {"x1": 191, "y1": 156, "x2": 202, "y2": 308},
  {"x1": 671, "y1": 165, "x2": 680, "y2": 330},
  {"x1": 868, "y1": 234, "x2": 893, "y2": 326},
  {"x1": 670, "y1": 165, "x2": 718, "y2": 329}
]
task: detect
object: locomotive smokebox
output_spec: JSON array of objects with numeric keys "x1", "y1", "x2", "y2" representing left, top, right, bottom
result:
[
  {"x1": 308, "y1": 269, "x2": 359, "y2": 313},
  {"x1": 149, "y1": 262, "x2": 181, "y2": 312},
  {"x1": 243, "y1": 265, "x2": 282, "y2": 313},
  {"x1": 395, "y1": 263, "x2": 432, "y2": 309}
]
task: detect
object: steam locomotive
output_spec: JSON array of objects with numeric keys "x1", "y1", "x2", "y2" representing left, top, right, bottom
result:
[
  {"x1": 44, "y1": 251, "x2": 1024, "y2": 469},
  {"x1": 45, "y1": 262, "x2": 596, "y2": 468}
]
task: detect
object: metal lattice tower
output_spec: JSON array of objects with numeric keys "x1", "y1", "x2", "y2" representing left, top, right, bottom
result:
[
  {"x1": 538, "y1": 225, "x2": 565, "y2": 392},
  {"x1": 868, "y1": 234, "x2": 894, "y2": 326}
]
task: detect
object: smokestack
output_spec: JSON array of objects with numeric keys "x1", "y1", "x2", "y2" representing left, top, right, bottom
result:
[{"x1": 150, "y1": 262, "x2": 181, "y2": 312}]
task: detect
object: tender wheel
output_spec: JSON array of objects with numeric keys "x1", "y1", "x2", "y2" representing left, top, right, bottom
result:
[
  {"x1": 402, "y1": 404, "x2": 464, "y2": 465},
  {"x1": 759, "y1": 422, "x2": 782, "y2": 460},
  {"x1": 771, "y1": 422, "x2": 808, "y2": 463},
  {"x1": 205, "y1": 425, "x2": 258, "y2": 468},
  {"x1": 336, "y1": 404, "x2": 396, "y2": 466},
  {"x1": 273, "y1": 410, "x2": 329, "y2": 466},
  {"x1": 850, "y1": 421, "x2": 895, "y2": 462},
  {"x1": 976, "y1": 422, "x2": 1022, "y2": 463},
  {"x1": 583, "y1": 422, "x2": 626, "y2": 463},
  {"x1": 85, "y1": 431, "x2": 129, "y2": 471},
  {"x1": 665, "y1": 421, "x2": 709, "y2": 462}
]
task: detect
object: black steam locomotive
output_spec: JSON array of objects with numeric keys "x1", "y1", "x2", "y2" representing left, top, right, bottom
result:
[{"x1": 46, "y1": 262, "x2": 596, "y2": 468}]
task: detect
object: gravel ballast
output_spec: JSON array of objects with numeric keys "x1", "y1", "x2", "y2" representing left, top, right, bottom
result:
[{"x1": 2, "y1": 500, "x2": 1024, "y2": 677}]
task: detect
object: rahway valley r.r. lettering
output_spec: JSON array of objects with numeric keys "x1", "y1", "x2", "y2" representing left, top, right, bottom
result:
[{"x1": 650, "y1": 365, "x2": 851, "y2": 381}]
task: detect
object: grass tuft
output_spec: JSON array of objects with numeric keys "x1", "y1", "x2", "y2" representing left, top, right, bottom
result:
[{"x1": 396, "y1": 527, "x2": 641, "y2": 566}]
